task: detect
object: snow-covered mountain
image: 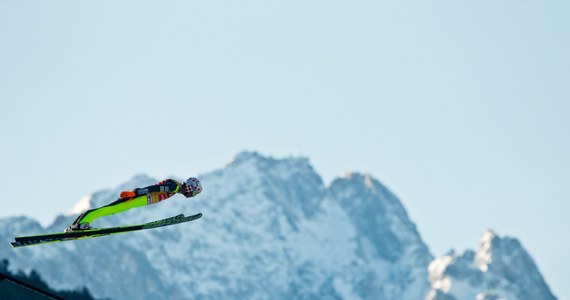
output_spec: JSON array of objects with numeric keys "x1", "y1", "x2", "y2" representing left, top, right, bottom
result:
[
  {"x1": 427, "y1": 230, "x2": 557, "y2": 300},
  {"x1": 0, "y1": 152, "x2": 557, "y2": 299}
]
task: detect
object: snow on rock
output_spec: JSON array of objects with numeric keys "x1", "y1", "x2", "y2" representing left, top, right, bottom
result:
[
  {"x1": 68, "y1": 194, "x2": 92, "y2": 215},
  {"x1": 427, "y1": 230, "x2": 557, "y2": 300},
  {"x1": 475, "y1": 229, "x2": 495, "y2": 272}
]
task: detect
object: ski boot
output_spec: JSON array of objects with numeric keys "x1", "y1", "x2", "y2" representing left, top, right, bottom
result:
[
  {"x1": 65, "y1": 211, "x2": 92, "y2": 232},
  {"x1": 64, "y1": 222, "x2": 91, "y2": 232}
]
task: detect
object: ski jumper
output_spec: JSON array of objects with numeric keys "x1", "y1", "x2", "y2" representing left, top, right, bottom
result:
[{"x1": 76, "y1": 179, "x2": 182, "y2": 225}]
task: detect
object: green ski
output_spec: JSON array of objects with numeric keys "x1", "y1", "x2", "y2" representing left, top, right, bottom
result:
[{"x1": 10, "y1": 213, "x2": 202, "y2": 248}]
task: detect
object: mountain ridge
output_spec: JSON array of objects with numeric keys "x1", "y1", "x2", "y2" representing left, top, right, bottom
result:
[{"x1": 0, "y1": 151, "x2": 557, "y2": 299}]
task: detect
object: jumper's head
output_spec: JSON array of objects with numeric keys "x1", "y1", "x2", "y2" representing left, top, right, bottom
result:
[{"x1": 182, "y1": 177, "x2": 202, "y2": 198}]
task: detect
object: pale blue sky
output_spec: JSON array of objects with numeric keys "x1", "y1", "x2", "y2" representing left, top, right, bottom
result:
[{"x1": 1, "y1": 0, "x2": 569, "y2": 298}]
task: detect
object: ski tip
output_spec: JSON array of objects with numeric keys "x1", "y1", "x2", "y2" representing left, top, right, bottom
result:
[{"x1": 184, "y1": 212, "x2": 202, "y2": 219}]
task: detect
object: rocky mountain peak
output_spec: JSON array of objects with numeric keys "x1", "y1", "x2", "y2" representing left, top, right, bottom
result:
[{"x1": 428, "y1": 230, "x2": 557, "y2": 300}]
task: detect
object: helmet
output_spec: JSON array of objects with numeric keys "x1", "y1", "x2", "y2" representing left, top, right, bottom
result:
[{"x1": 182, "y1": 177, "x2": 202, "y2": 198}]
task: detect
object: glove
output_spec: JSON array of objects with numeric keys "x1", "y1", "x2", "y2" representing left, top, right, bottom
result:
[{"x1": 120, "y1": 191, "x2": 136, "y2": 198}]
